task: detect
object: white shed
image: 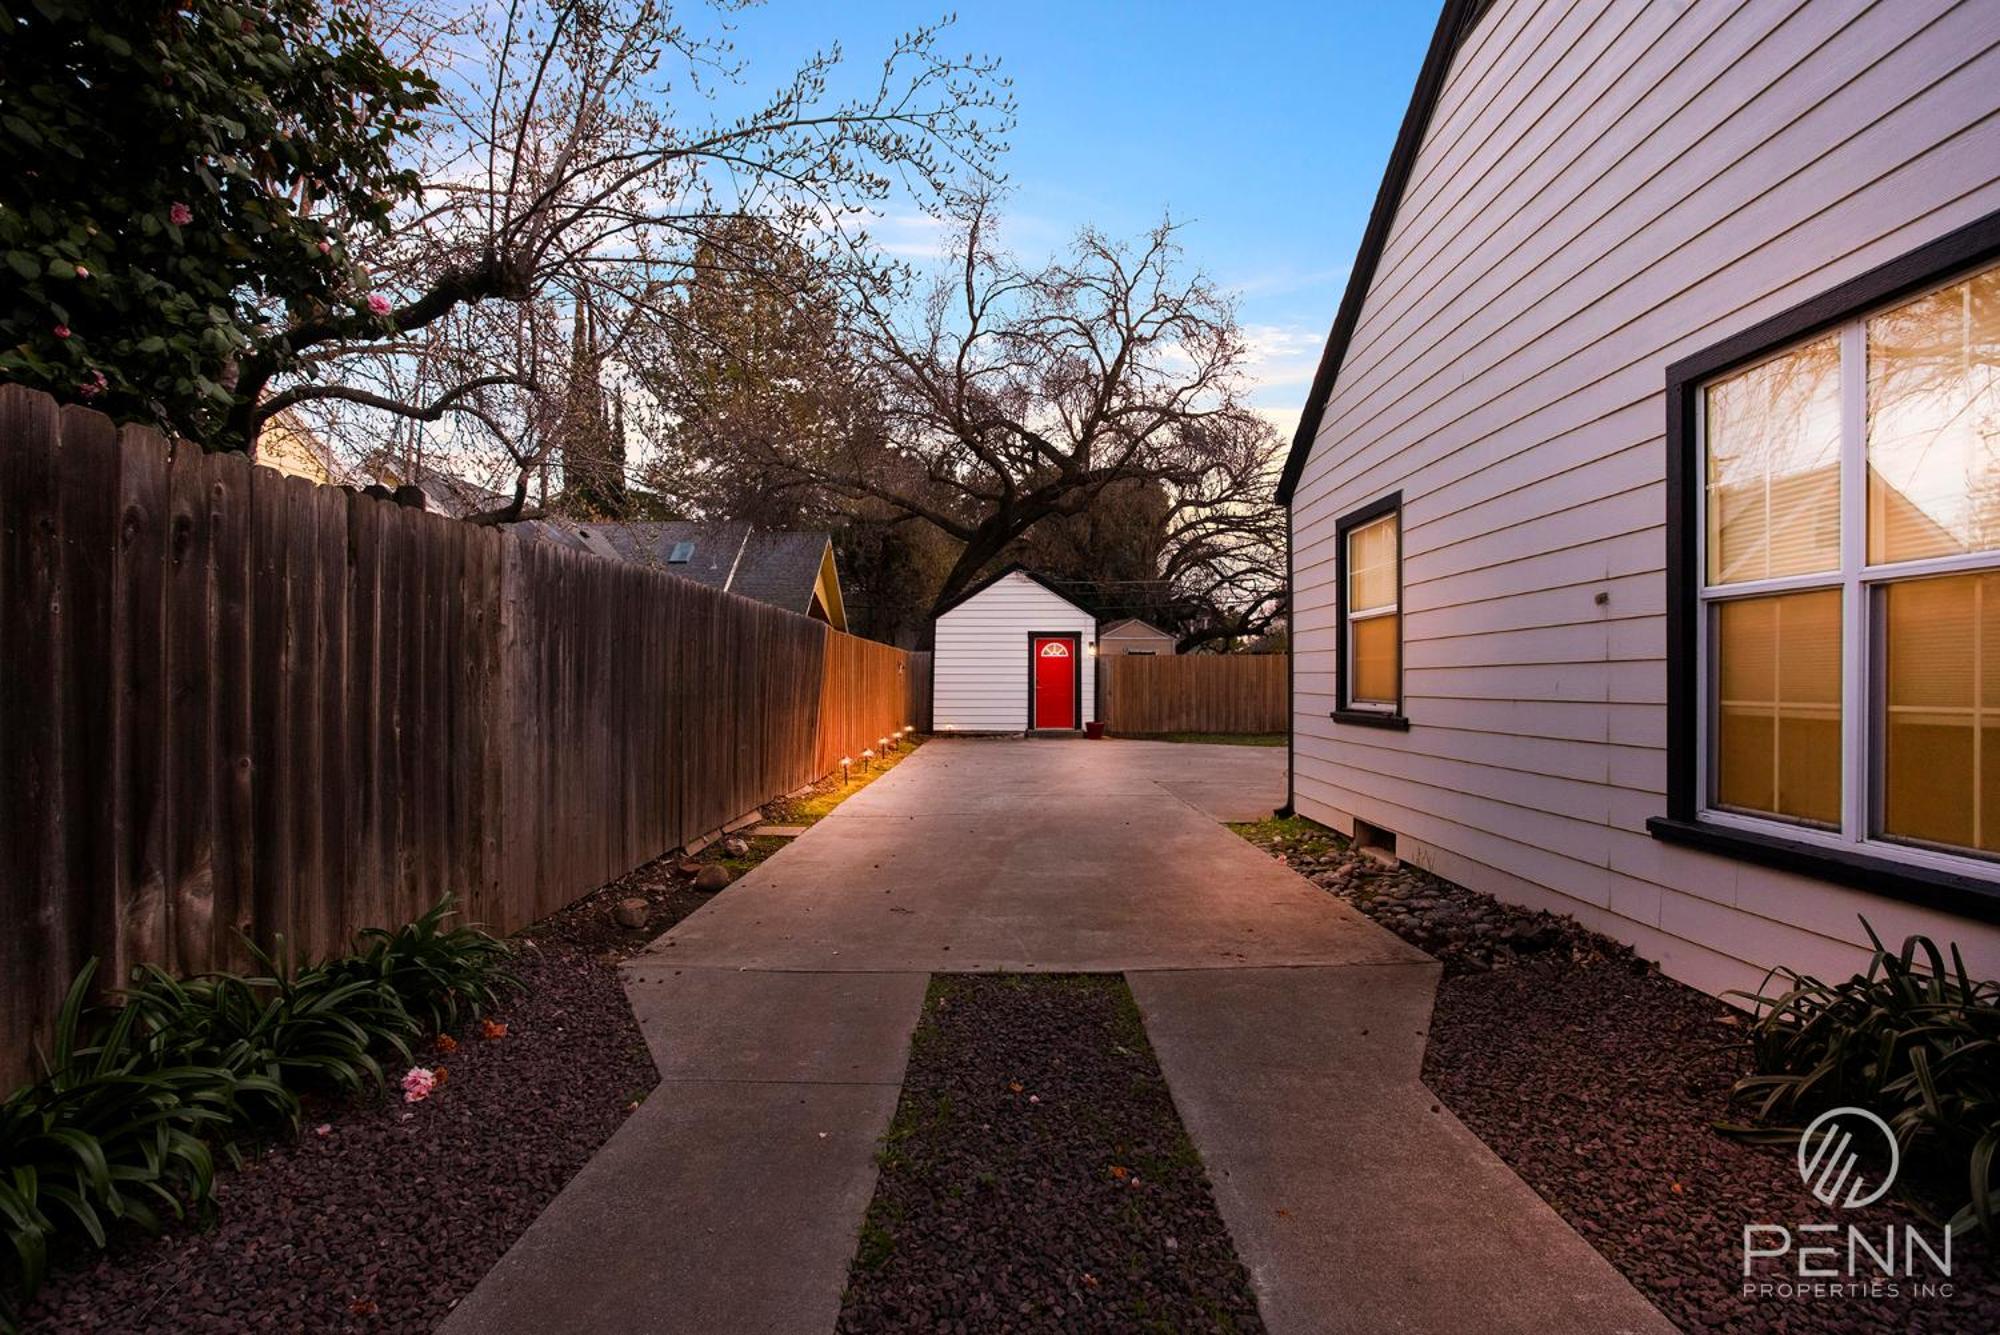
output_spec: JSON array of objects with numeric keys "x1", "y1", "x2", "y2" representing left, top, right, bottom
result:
[{"x1": 931, "y1": 565, "x2": 1097, "y2": 733}]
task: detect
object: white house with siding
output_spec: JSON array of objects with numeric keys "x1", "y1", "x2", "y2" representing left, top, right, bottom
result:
[
  {"x1": 1281, "y1": 0, "x2": 2000, "y2": 997},
  {"x1": 932, "y1": 566, "x2": 1098, "y2": 733}
]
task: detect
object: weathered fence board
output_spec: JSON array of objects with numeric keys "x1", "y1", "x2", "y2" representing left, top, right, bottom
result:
[
  {"x1": 0, "y1": 387, "x2": 929, "y2": 1086},
  {"x1": 1098, "y1": 654, "x2": 1288, "y2": 735}
]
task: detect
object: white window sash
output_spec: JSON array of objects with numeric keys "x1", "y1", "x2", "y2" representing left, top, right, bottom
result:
[
  {"x1": 1343, "y1": 605, "x2": 1399, "y2": 711},
  {"x1": 1694, "y1": 289, "x2": 2000, "y2": 880},
  {"x1": 1344, "y1": 516, "x2": 1400, "y2": 711}
]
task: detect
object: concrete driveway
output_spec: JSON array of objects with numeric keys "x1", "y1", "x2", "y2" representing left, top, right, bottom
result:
[
  {"x1": 649, "y1": 737, "x2": 1415, "y2": 973},
  {"x1": 446, "y1": 739, "x2": 1670, "y2": 1335}
]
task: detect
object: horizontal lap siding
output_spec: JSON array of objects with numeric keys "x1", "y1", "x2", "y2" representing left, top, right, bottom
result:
[
  {"x1": 932, "y1": 574, "x2": 1097, "y2": 731},
  {"x1": 1289, "y1": 0, "x2": 2000, "y2": 995}
]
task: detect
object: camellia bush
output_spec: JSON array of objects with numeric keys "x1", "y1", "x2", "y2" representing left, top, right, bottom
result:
[{"x1": 0, "y1": 0, "x2": 435, "y2": 448}]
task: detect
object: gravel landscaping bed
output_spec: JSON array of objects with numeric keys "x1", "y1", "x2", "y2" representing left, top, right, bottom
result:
[
  {"x1": 16, "y1": 849, "x2": 747, "y2": 1334},
  {"x1": 838, "y1": 974, "x2": 1264, "y2": 1334},
  {"x1": 531, "y1": 836, "x2": 772, "y2": 959},
  {"x1": 1233, "y1": 816, "x2": 2000, "y2": 1334}
]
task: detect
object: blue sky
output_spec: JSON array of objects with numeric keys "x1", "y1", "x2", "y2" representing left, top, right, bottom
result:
[{"x1": 713, "y1": 1, "x2": 1440, "y2": 437}]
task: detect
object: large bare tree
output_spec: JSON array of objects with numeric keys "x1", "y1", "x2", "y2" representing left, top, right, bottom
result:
[
  {"x1": 246, "y1": 0, "x2": 1011, "y2": 514},
  {"x1": 673, "y1": 191, "x2": 1285, "y2": 618}
]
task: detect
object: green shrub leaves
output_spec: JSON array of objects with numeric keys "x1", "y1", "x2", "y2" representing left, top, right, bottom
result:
[
  {"x1": 1724, "y1": 920, "x2": 2000, "y2": 1241},
  {"x1": 0, "y1": 896, "x2": 512, "y2": 1325}
]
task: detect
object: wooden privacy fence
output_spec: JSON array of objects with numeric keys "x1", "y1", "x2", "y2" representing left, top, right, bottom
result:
[
  {"x1": 0, "y1": 385, "x2": 929, "y2": 1087},
  {"x1": 1097, "y1": 653, "x2": 1288, "y2": 734}
]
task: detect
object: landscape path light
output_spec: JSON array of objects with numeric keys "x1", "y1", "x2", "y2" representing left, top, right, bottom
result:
[
  {"x1": 861, "y1": 747, "x2": 875, "y2": 771},
  {"x1": 840, "y1": 755, "x2": 852, "y2": 782}
]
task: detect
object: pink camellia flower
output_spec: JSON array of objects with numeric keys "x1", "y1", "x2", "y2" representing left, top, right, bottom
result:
[
  {"x1": 401, "y1": 1066, "x2": 437, "y2": 1103},
  {"x1": 76, "y1": 369, "x2": 107, "y2": 400},
  {"x1": 366, "y1": 292, "x2": 392, "y2": 317},
  {"x1": 318, "y1": 239, "x2": 333, "y2": 255},
  {"x1": 73, "y1": 264, "x2": 90, "y2": 279},
  {"x1": 169, "y1": 202, "x2": 193, "y2": 226},
  {"x1": 52, "y1": 324, "x2": 70, "y2": 340},
  {"x1": 314, "y1": 1123, "x2": 333, "y2": 1137}
]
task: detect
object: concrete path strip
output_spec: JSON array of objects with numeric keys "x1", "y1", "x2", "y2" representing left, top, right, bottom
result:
[
  {"x1": 440, "y1": 971, "x2": 930, "y2": 1335},
  {"x1": 448, "y1": 740, "x2": 1672, "y2": 1334},
  {"x1": 1131, "y1": 966, "x2": 1676, "y2": 1335}
]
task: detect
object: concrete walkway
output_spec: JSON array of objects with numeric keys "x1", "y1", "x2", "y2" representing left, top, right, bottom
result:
[{"x1": 445, "y1": 738, "x2": 1671, "y2": 1334}]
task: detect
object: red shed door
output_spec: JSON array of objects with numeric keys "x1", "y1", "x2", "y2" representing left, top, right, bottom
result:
[{"x1": 1032, "y1": 636, "x2": 1076, "y2": 729}]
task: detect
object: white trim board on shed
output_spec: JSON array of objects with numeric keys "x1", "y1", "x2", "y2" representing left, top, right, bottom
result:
[{"x1": 932, "y1": 569, "x2": 1097, "y2": 733}]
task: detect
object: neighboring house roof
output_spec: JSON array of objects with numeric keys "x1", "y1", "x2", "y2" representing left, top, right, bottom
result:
[
  {"x1": 514, "y1": 520, "x2": 846, "y2": 630},
  {"x1": 1275, "y1": 0, "x2": 1495, "y2": 505},
  {"x1": 1097, "y1": 617, "x2": 1175, "y2": 639},
  {"x1": 930, "y1": 563, "x2": 1095, "y2": 621},
  {"x1": 371, "y1": 458, "x2": 515, "y2": 520}
]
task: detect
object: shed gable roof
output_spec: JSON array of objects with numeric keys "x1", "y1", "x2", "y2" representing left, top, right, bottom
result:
[
  {"x1": 1275, "y1": 0, "x2": 1495, "y2": 506},
  {"x1": 930, "y1": 563, "x2": 1095, "y2": 621},
  {"x1": 1098, "y1": 617, "x2": 1173, "y2": 638}
]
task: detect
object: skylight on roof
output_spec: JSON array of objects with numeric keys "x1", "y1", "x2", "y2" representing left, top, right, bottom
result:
[{"x1": 668, "y1": 541, "x2": 695, "y2": 563}]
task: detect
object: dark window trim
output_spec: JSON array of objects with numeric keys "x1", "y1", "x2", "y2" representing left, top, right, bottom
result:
[
  {"x1": 1333, "y1": 491, "x2": 1407, "y2": 728},
  {"x1": 1332, "y1": 708, "x2": 1412, "y2": 732},
  {"x1": 1025, "y1": 631, "x2": 1084, "y2": 731},
  {"x1": 1659, "y1": 207, "x2": 2000, "y2": 915},
  {"x1": 1648, "y1": 818, "x2": 2000, "y2": 926}
]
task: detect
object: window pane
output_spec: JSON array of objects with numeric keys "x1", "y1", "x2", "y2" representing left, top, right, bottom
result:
[
  {"x1": 1351, "y1": 614, "x2": 1399, "y2": 705},
  {"x1": 1882, "y1": 573, "x2": 2000, "y2": 855},
  {"x1": 1867, "y1": 266, "x2": 2000, "y2": 563},
  {"x1": 1713, "y1": 589, "x2": 1841, "y2": 824},
  {"x1": 1348, "y1": 514, "x2": 1398, "y2": 612},
  {"x1": 1705, "y1": 334, "x2": 1842, "y2": 585}
]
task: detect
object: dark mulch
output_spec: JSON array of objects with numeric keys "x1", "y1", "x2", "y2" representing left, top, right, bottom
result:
[
  {"x1": 1426, "y1": 958, "x2": 1997, "y2": 1334},
  {"x1": 16, "y1": 849, "x2": 752, "y2": 1334},
  {"x1": 527, "y1": 840, "x2": 754, "y2": 959},
  {"x1": 1233, "y1": 816, "x2": 2000, "y2": 1334},
  {"x1": 838, "y1": 974, "x2": 1263, "y2": 1334},
  {"x1": 1234, "y1": 815, "x2": 1617, "y2": 977}
]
